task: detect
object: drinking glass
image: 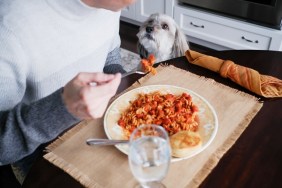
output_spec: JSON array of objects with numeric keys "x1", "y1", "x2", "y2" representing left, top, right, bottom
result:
[{"x1": 128, "y1": 124, "x2": 171, "y2": 188}]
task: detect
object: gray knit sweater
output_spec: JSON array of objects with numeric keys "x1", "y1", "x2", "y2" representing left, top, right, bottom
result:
[
  {"x1": 0, "y1": 88, "x2": 80, "y2": 165},
  {"x1": 0, "y1": 0, "x2": 125, "y2": 167}
]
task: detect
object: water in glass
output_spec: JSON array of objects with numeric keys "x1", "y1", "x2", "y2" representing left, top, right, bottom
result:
[{"x1": 129, "y1": 124, "x2": 171, "y2": 188}]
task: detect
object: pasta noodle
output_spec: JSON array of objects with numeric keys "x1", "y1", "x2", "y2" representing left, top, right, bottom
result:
[
  {"x1": 117, "y1": 91, "x2": 199, "y2": 139},
  {"x1": 141, "y1": 54, "x2": 157, "y2": 75}
]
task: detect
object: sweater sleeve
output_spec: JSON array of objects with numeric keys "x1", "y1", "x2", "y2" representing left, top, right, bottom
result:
[
  {"x1": 103, "y1": 47, "x2": 126, "y2": 74},
  {"x1": 103, "y1": 19, "x2": 125, "y2": 74},
  {"x1": 0, "y1": 88, "x2": 80, "y2": 165}
]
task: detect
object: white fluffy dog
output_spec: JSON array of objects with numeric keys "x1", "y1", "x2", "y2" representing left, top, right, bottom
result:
[{"x1": 137, "y1": 13, "x2": 189, "y2": 62}]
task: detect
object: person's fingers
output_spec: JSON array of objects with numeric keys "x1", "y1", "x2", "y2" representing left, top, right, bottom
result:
[
  {"x1": 75, "y1": 72, "x2": 116, "y2": 86},
  {"x1": 62, "y1": 72, "x2": 121, "y2": 120},
  {"x1": 98, "y1": 72, "x2": 121, "y2": 90},
  {"x1": 89, "y1": 72, "x2": 121, "y2": 87},
  {"x1": 87, "y1": 73, "x2": 121, "y2": 99},
  {"x1": 87, "y1": 102, "x2": 109, "y2": 119},
  {"x1": 77, "y1": 93, "x2": 112, "y2": 119},
  {"x1": 84, "y1": 74, "x2": 121, "y2": 119}
]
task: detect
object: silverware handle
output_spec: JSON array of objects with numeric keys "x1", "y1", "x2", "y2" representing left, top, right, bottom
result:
[
  {"x1": 86, "y1": 138, "x2": 129, "y2": 146},
  {"x1": 122, "y1": 70, "x2": 136, "y2": 78}
]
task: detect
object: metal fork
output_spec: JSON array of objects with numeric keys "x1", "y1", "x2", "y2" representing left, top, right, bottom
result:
[
  {"x1": 122, "y1": 63, "x2": 147, "y2": 78},
  {"x1": 86, "y1": 138, "x2": 129, "y2": 146}
]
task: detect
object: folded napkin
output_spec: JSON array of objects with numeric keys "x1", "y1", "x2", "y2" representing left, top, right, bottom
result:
[{"x1": 185, "y1": 50, "x2": 282, "y2": 98}]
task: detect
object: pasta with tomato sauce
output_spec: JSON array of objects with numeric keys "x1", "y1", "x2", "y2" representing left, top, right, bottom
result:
[{"x1": 117, "y1": 91, "x2": 199, "y2": 139}]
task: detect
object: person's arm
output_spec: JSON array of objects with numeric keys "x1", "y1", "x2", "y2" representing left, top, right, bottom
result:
[
  {"x1": 0, "y1": 25, "x2": 74, "y2": 165},
  {"x1": 0, "y1": 72, "x2": 121, "y2": 165},
  {"x1": 103, "y1": 47, "x2": 126, "y2": 74},
  {"x1": 0, "y1": 88, "x2": 80, "y2": 165}
]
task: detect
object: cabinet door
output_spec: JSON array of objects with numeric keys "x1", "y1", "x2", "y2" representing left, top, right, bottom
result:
[
  {"x1": 135, "y1": 0, "x2": 174, "y2": 22},
  {"x1": 121, "y1": 4, "x2": 136, "y2": 19},
  {"x1": 174, "y1": 4, "x2": 282, "y2": 50}
]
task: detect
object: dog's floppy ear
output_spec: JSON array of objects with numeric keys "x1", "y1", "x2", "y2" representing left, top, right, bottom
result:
[
  {"x1": 172, "y1": 25, "x2": 189, "y2": 57},
  {"x1": 137, "y1": 41, "x2": 149, "y2": 59}
]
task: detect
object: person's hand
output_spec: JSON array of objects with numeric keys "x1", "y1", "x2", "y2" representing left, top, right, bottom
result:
[{"x1": 62, "y1": 72, "x2": 121, "y2": 119}]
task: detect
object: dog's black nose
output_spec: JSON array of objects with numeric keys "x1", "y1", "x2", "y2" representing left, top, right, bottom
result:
[{"x1": 146, "y1": 26, "x2": 154, "y2": 33}]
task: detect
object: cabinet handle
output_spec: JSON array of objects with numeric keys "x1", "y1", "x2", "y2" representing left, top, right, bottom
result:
[
  {"x1": 241, "y1": 36, "x2": 259, "y2": 43},
  {"x1": 190, "y1": 22, "x2": 204, "y2": 28}
]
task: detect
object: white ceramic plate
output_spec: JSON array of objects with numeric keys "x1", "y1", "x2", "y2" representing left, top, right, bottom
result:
[{"x1": 103, "y1": 85, "x2": 218, "y2": 162}]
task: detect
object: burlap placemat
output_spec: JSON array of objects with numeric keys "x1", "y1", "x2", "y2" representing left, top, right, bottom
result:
[{"x1": 44, "y1": 65, "x2": 263, "y2": 188}]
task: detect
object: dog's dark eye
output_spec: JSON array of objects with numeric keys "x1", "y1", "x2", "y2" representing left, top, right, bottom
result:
[{"x1": 162, "y1": 24, "x2": 169, "y2": 30}]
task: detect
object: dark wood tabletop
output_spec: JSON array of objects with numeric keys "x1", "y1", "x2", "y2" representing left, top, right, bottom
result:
[{"x1": 22, "y1": 50, "x2": 282, "y2": 188}]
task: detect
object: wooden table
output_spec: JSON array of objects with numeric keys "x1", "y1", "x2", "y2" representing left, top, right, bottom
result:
[{"x1": 22, "y1": 50, "x2": 282, "y2": 188}]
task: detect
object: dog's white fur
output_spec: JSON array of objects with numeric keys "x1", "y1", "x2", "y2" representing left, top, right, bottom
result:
[{"x1": 137, "y1": 13, "x2": 189, "y2": 62}]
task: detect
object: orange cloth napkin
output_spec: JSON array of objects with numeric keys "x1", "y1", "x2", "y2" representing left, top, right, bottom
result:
[{"x1": 185, "y1": 50, "x2": 282, "y2": 98}]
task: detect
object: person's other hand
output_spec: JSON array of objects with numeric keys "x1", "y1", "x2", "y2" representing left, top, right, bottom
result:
[{"x1": 62, "y1": 72, "x2": 121, "y2": 119}]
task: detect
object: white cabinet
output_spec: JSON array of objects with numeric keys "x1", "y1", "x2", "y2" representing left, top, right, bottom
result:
[
  {"x1": 121, "y1": 3, "x2": 135, "y2": 19},
  {"x1": 121, "y1": 0, "x2": 174, "y2": 24},
  {"x1": 174, "y1": 4, "x2": 282, "y2": 51}
]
